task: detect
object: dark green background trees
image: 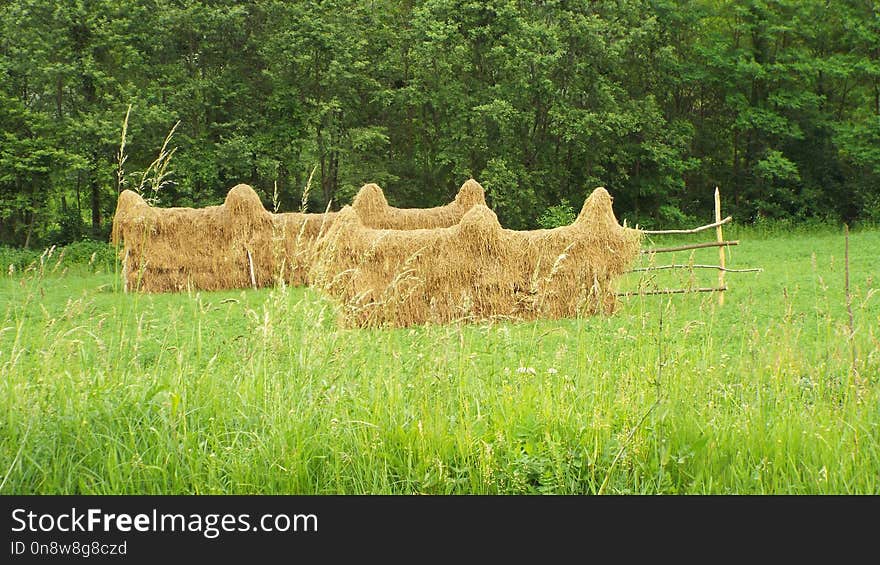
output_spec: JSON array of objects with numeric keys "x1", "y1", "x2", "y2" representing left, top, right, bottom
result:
[{"x1": 2, "y1": 0, "x2": 878, "y2": 246}]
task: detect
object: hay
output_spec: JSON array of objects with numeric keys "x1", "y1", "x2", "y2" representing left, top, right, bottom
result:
[
  {"x1": 311, "y1": 187, "x2": 643, "y2": 328},
  {"x1": 111, "y1": 184, "x2": 338, "y2": 292},
  {"x1": 111, "y1": 180, "x2": 487, "y2": 293},
  {"x1": 267, "y1": 208, "x2": 340, "y2": 287},
  {"x1": 352, "y1": 178, "x2": 486, "y2": 229}
]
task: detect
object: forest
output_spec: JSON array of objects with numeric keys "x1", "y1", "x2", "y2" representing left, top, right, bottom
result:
[{"x1": 2, "y1": 0, "x2": 879, "y2": 247}]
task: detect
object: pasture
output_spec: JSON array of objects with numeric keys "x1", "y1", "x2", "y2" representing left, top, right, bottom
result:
[{"x1": 1, "y1": 225, "x2": 878, "y2": 494}]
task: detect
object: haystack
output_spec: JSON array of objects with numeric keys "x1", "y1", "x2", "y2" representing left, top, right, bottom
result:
[
  {"x1": 311, "y1": 187, "x2": 643, "y2": 328},
  {"x1": 111, "y1": 179, "x2": 488, "y2": 293},
  {"x1": 111, "y1": 184, "x2": 338, "y2": 292},
  {"x1": 352, "y1": 178, "x2": 486, "y2": 229}
]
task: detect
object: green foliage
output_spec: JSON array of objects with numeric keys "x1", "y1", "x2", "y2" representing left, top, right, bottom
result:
[
  {"x1": 0, "y1": 241, "x2": 117, "y2": 273},
  {"x1": 2, "y1": 0, "x2": 880, "y2": 245},
  {"x1": 57, "y1": 240, "x2": 118, "y2": 271},
  {"x1": 537, "y1": 200, "x2": 576, "y2": 229},
  {"x1": 0, "y1": 246, "x2": 41, "y2": 272},
  {"x1": 481, "y1": 157, "x2": 536, "y2": 229}
]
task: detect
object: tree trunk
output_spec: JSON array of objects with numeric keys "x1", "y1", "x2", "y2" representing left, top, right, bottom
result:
[
  {"x1": 318, "y1": 122, "x2": 330, "y2": 207},
  {"x1": 327, "y1": 150, "x2": 338, "y2": 208},
  {"x1": 320, "y1": 153, "x2": 329, "y2": 207},
  {"x1": 91, "y1": 173, "x2": 101, "y2": 235},
  {"x1": 76, "y1": 171, "x2": 82, "y2": 216},
  {"x1": 24, "y1": 211, "x2": 34, "y2": 249}
]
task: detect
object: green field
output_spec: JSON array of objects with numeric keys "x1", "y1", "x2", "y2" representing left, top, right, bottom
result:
[{"x1": 1, "y1": 225, "x2": 878, "y2": 494}]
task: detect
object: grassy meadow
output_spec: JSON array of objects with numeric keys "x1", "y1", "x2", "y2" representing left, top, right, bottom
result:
[{"x1": 1, "y1": 224, "x2": 878, "y2": 494}]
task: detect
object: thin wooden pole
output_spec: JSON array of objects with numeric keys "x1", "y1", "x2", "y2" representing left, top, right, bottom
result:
[
  {"x1": 616, "y1": 286, "x2": 728, "y2": 297},
  {"x1": 640, "y1": 240, "x2": 739, "y2": 254},
  {"x1": 246, "y1": 248, "x2": 257, "y2": 290},
  {"x1": 641, "y1": 216, "x2": 732, "y2": 235},
  {"x1": 715, "y1": 187, "x2": 725, "y2": 305},
  {"x1": 845, "y1": 224, "x2": 857, "y2": 382},
  {"x1": 628, "y1": 264, "x2": 761, "y2": 273}
]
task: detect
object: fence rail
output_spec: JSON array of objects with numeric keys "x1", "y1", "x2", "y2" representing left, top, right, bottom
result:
[{"x1": 622, "y1": 187, "x2": 759, "y2": 301}]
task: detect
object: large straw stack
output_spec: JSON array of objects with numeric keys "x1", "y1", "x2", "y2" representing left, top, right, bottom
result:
[
  {"x1": 111, "y1": 180, "x2": 487, "y2": 292},
  {"x1": 311, "y1": 187, "x2": 642, "y2": 328}
]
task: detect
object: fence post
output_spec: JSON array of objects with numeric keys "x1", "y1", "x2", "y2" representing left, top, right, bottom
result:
[
  {"x1": 246, "y1": 248, "x2": 257, "y2": 290},
  {"x1": 715, "y1": 187, "x2": 725, "y2": 305}
]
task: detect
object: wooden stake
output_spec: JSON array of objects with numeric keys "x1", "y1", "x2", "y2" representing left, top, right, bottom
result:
[
  {"x1": 845, "y1": 224, "x2": 857, "y2": 383},
  {"x1": 715, "y1": 187, "x2": 725, "y2": 305},
  {"x1": 246, "y1": 248, "x2": 257, "y2": 290}
]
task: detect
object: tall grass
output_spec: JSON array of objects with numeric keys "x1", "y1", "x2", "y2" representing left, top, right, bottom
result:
[{"x1": 0, "y1": 227, "x2": 877, "y2": 494}]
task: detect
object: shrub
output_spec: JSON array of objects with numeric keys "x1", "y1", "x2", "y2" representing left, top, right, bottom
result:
[{"x1": 537, "y1": 200, "x2": 577, "y2": 229}]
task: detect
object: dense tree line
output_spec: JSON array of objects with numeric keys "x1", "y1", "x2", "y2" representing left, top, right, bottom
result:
[{"x1": 1, "y1": 0, "x2": 878, "y2": 246}]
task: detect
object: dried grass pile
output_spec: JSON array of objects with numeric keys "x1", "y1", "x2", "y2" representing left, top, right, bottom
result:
[
  {"x1": 268, "y1": 208, "x2": 339, "y2": 286},
  {"x1": 311, "y1": 187, "x2": 643, "y2": 328},
  {"x1": 111, "y1": 184, "x2": 337, "y2": 292},
  {"x1": 111, "y1": 180, "x2": 487, "y2": 293},
  {"x1": 352, "y1": 179, "x2": 486, "y2": 229}
]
